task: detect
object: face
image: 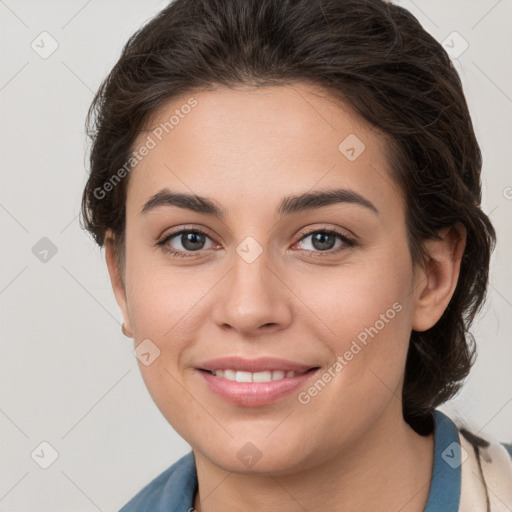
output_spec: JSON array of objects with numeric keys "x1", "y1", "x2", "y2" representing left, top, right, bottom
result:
[{"x1": 106, "y1": 83, "x2": 448, "y2": 474}]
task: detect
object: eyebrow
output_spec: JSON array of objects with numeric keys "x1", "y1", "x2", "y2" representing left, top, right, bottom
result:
[{"x1": 140, "y1": 187, "x2": 379, "y2": 218}]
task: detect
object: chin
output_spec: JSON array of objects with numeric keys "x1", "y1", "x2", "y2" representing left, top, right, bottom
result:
[{"x1": 196, "y1": 439, "x2": 312, "y2": 476}]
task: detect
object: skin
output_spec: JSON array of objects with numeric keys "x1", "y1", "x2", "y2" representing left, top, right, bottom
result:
[{"x1": 105, "y1": 83, "x2": 466, "y2": 511}]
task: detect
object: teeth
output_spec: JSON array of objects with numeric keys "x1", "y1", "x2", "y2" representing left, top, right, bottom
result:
[
  {"x1": 235, "y1": 371, "x2": 252, "y2": 383},
  {"x1": 253, "y1": 370, "x2": 272, "y2": 382},
  {"x1": 211, "y1": 369, "x2": 298, "y2": 382},
  {"x1": 224, "y1": 369, "x2": 236, "y2": 380}
]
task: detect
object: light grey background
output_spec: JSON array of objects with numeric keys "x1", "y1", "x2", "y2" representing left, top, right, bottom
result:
[{"x1": 0, "y1": 0, "x2": 511, "y2": 510}]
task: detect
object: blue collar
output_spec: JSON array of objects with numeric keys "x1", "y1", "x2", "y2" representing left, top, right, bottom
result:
[
  {"x1": 119, "y1": 409, "x2": 460, "y2": 511},
  {"x1": 424, "y1": 410, "x2": 461, "y2": 511}
]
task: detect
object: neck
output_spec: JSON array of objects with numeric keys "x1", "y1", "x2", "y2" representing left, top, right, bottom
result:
[{"x1": 193, "y1": 406, "x2": 434, "y2": 512}]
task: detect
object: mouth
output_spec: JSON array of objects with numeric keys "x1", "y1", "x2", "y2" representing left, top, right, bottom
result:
[{"x1": 195, "y1": 357, "x2": 321, "y2": 407}]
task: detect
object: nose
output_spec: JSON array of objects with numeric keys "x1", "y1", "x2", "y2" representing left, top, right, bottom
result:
[{"x1": 210, "y1": 247, "x2": 293, "y2": 337}]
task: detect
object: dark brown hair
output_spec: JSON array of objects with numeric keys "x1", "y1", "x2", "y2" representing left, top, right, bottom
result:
[{"x1": 81, "y1": 0, "x2": 496, "y2": 434}]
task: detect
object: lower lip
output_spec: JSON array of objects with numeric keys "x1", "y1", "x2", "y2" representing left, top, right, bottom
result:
[{"x1": 196, "y1": 369, "x2": 319, "y2": 407}]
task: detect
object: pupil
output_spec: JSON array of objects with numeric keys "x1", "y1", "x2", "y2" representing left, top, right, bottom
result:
[
  {"x1": 313, "y1": 232, "x2": 335, "y2": 251},
  {"x1": 182, "y1": 232, "x2": 204, "y2": 251}
]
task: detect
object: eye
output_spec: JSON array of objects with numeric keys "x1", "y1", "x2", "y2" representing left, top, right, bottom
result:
[
  {"x1": 157, "y1": 228, "x2": 217, "y2": 258},
  {"x1": 294, "y1": 229, "x2": 357, "y2": 256}
]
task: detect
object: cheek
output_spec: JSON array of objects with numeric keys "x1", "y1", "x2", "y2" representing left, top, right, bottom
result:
[
  {"x1": 123, "y1": 246, "x2": 220, "y2": 405},
  {"x1": 300, "y1": 249, "x2": 413, "y2": 350},
  {"x1": 124, "y1": 243, "x2": 208, "y2": 341},
  {"x1": 295, "y1": 247, "x2": 414, "y2": 407},
  {"x1": 123, "y1": 253, "x2": 205, "y2": 434}
]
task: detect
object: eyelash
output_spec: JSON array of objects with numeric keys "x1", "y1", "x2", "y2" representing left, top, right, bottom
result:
[{"x1": 156, "y1": 227, "x2": 358, "y2": 259}]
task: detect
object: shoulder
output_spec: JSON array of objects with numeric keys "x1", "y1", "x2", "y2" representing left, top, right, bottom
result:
[
  {"x1": 450, "y1": 415, "x2": 512, "y2": 511},
  {"x1": 502, "y1": 442, "x2": 512, "y2": 461},
  {"x1": 119, "y1": 451, "x2": 197, "y2": 512}
]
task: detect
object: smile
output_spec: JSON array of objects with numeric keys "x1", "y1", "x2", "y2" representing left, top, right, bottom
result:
[{"x1": 196, "y1": 362, "x2": 319, "y2": 407}]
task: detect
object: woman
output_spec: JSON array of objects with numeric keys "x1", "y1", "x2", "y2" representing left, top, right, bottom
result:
[{"x1": 81, "y1": 0, "x2": 512, "y2": 510}]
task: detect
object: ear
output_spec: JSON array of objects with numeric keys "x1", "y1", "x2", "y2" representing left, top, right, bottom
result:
[
  {"x1": 105, "y1": 230, "x2": 132, "y2": 337},
  {"x1": 411, "y1": 223, "x2": 466, "y2": 332}
]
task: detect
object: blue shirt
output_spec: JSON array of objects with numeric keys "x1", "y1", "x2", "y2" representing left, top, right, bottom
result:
[{"x1": 119, "y1": 410, "x2": 462, "y2": 511}]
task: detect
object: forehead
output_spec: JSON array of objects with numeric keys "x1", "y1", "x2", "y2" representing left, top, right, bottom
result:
[{"x1": 127, "y1": 83, "x2": 402, "y2": 218}]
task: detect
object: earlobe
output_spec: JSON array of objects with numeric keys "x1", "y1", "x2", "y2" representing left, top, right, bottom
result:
[
  {"x1": 411, "y1": 223, "x2": 466, "y2": 332},
  {"x1": 104, "y1": 230, "x2": 132, "y2": 336}
]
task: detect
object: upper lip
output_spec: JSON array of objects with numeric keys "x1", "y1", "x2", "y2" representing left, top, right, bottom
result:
[{"x1": 197, "y1": 356, "x2": 319, "y2": 374}]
